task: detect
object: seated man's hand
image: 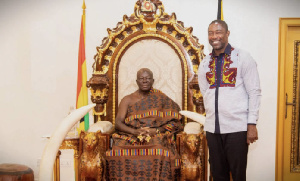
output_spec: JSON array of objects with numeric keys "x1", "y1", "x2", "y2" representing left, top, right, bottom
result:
[
  {"x1": 133, "y1": 127, "x2": 158, "y2": 137},
  {"x1": 133, "y1": 128, "x2": 148, "y2": 136},
  {"x1": 144, "y1": 127, "x2": 157, "y2": 136},
  {"x1": 139, "y1": 127, "x2": 157, "y2": 136}
]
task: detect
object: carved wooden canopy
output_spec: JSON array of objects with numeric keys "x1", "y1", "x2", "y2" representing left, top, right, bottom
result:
[{"x1": 87, "y1": 0, "x2": 205, "y2": 124}]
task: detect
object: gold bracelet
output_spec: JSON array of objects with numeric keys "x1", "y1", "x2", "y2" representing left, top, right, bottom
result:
[{"x1": 156, "y1": 128, "x2": 160, "y2": 134}]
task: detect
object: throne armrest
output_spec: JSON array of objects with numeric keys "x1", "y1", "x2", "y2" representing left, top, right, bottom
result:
[{"x1": 176, "y1": 110, "x2": 207, "y2": 181}]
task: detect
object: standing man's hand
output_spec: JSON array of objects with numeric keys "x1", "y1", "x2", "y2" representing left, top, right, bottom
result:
[{"x1": 247, "y1": 124, "x2": 258, "y2": 145}]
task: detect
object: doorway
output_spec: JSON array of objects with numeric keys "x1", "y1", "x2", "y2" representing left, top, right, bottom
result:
[{"x1": 276, "y1": 18, "x2": 300, "y2": 181}]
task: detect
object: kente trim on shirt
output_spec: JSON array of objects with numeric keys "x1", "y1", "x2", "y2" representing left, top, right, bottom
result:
[{"x1": 206, "y1": 44, "x2": 237, "y2": 89}]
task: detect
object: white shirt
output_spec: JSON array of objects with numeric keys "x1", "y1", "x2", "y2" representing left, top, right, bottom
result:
[{"x1": 198, "y1": 45, "x2": 261, "y2": 134}]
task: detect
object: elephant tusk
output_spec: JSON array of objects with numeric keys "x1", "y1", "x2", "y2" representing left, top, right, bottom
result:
[
  {"x1": 179, "y1": 110, "x2": 206, "y2": 125},
  {"x1": 39, "y1": 104, "x2": 96, "y2": 181}
]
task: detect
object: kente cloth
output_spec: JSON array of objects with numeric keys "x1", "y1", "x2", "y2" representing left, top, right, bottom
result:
[{"x1": 106, "y1": 89, "x2": 183, "y2": 180}]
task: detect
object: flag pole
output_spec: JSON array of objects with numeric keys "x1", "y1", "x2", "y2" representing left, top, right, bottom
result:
[
  {"x1": 77, "y1": 0, "x2": 89, "y2": 133},
  {"x1": 82, "y1": 0, "x2": 86, "y2": 45},
  {"x1": 217, "y1": 0, "x2": 224, "y2": 20}
]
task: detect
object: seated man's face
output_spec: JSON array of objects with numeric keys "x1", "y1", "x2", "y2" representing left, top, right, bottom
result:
[{"x1": 136, "y1": 71, "x2": 154, "y2": 91}]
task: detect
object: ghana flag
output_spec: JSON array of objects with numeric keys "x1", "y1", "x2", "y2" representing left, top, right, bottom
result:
[
  {"x1": 76, "y1": 0, "x2": 89, "y2": 132},
  {"x1": 217, "y1": 0, "x2": 224, "y2": 20}
]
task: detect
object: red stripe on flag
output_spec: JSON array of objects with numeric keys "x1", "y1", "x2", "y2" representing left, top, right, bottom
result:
[{"x1": 76, "y1": 18, "x2": 85, "y2": 109}]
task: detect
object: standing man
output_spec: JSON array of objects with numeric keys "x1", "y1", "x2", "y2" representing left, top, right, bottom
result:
[{"x1": 198, "y1": 20, "x2": 261, "y2": 181}]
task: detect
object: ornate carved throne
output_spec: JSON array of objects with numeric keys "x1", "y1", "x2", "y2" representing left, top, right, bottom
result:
[{"x1": 86, "y1": 0, "x2": 207, "y2": 180}]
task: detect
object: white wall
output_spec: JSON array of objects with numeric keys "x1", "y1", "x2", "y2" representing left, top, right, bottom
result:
[{"x1": 0, "y1": 0, "x2": 299, "y2": 180}]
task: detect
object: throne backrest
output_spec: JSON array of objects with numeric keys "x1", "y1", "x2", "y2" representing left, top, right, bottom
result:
[
  {"x1": 87, "y1": 0, "x2": 205, "y2": 126},
  {"x1": 118, "y1": 39, "x2": 182, "y2": 108}
]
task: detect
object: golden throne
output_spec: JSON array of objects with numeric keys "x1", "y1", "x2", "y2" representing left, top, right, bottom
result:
[{"x1": 85, "y1": 0, "x2": 207, "y2": 180}]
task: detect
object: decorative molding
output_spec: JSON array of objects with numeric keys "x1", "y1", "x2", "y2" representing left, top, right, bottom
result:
[
  {"x1": 189, "y1": 75, "x2": 205, "y2": 115},
  {"x1": 59, "y1": 138, "x2": 79, "y2": 150},
  {"x1": 87, "y1": 74, "x2": 109, "y2": 122},
  {"x1": 177, "y1": 133, "x2": 206, "y2": 181},
  {"x1": 291, "y1": 40, "x2": 300, "y2": 172}
]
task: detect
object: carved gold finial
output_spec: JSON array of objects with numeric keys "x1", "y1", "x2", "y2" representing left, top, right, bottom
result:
[{"x1": 82, "y1": 0, "x2": 86, "y2": 10}]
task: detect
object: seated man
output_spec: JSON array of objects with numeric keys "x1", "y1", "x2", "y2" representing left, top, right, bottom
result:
[{"x1": 106, "y1": 68, "x2": 183, "y2": 180}]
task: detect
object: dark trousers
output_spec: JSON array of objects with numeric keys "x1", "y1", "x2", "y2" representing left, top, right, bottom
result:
[{"x1": 206, "y1": 131, "x2": 248, "y2": 181}]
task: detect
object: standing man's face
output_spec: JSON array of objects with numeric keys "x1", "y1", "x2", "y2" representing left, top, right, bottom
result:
[{"x1": 208, "y1": 23, "x2": 230, "y2": 54}]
